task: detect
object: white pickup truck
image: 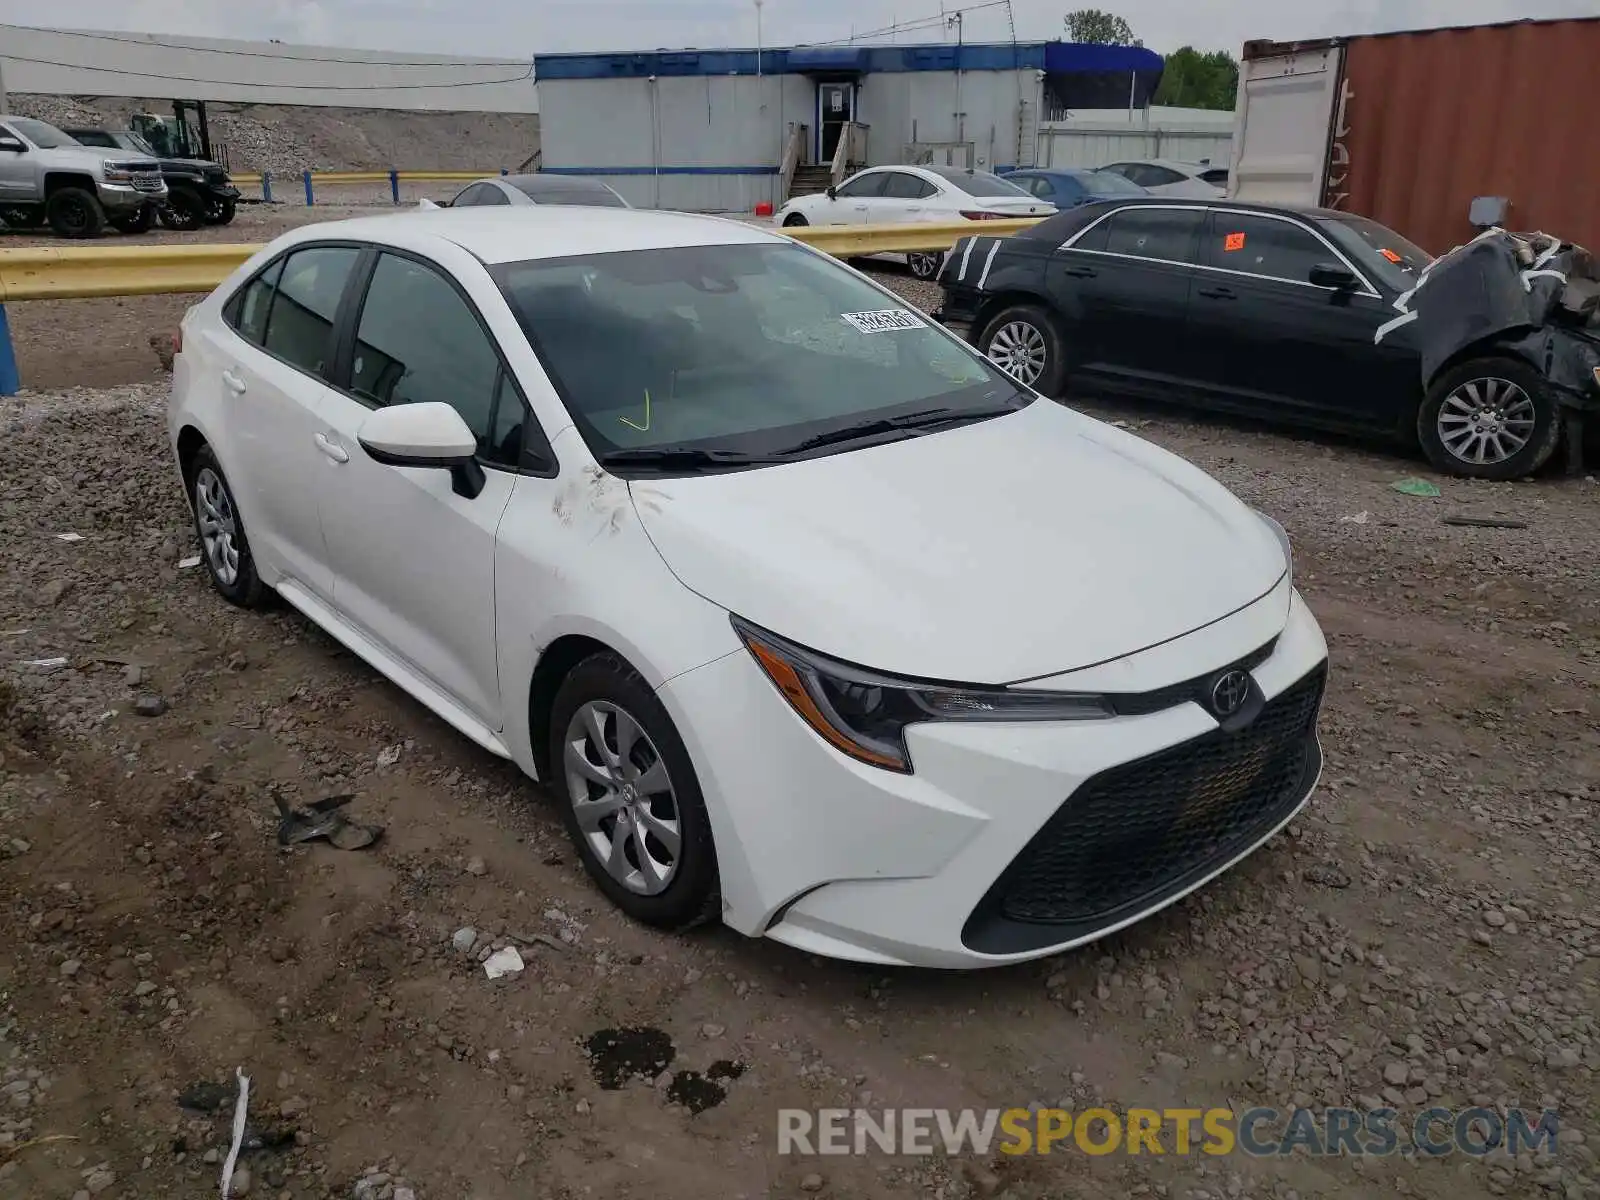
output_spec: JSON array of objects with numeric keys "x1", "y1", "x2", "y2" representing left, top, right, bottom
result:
[{"x1": 0, "y1": 115, "x2": 169, "y2": 237}]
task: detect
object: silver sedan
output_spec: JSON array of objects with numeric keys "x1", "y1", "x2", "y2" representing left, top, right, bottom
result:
[{"x1": 446, "y1": 174, "x2": 631, "y2": 209}]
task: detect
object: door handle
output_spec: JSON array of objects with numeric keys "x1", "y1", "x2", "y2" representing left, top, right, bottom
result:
[
  {"x1": 906, "y1": 205, "x2": 922, "y2": 212},
  {"x1": 1061, "y1": 265, "x2": 1097, "y2": 278},
  {"x1": 313, "y1": 433, "x2": 349, "y2": 464},
  {"x1": 221, "y1": 369, "x2": 246, "y2": 394},
  {"x1": 1198, "y1": 286, "x2": 1237, "y2": 300}
]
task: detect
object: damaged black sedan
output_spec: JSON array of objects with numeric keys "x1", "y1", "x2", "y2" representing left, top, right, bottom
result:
[{"x1": 934, "y1": 199, "x2": 1600, "y2": 480}]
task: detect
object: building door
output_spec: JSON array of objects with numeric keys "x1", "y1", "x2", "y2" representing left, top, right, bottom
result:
[{"x1": 818, "y1": 83, "x2": 854, "y2": 163}]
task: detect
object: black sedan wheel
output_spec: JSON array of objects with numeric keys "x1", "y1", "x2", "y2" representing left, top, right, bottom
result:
[
  {"x1": 1418, "y1": 356, "x2": 1562, "y2": 481},
  {"x1": 158, "y1": 187, "x2": 206, "y2": 232},
  {"x1": 978, "y1": 304, "x2": 1068, "y2": 396},
  {"x1": 907, "y1": 251, "x2": 943, "y2": 280}
]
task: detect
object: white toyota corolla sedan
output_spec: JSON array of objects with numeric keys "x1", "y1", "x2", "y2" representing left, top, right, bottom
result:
[{"x1": 168, "y1": 206, "x2": 1328, "y2": 969}]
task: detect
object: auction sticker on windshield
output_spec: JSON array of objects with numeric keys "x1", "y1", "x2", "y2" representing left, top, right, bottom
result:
[{"x1": 841, "y1": 309, "x2": 926, "y2": 333}]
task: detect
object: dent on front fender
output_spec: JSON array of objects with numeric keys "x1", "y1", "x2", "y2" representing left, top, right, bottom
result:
[{"x1": 491, "y1": 434, "x2": 742, "y2": 775}]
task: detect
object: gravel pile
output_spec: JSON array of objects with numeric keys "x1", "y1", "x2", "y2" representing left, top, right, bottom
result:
[{"x1": 8, "y1": 94, "x2": 539, "y2": 176}]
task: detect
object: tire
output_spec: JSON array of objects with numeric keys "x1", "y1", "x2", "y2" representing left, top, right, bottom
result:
[
  {"x1": 109, "y1": 205, "x2": 156, "y2": 234},
  {"x1": 206, "y1": 197, "x2": 237, "y2": 226},
  {"x1": 908, "y1": 251, "x2": 943, "y2": 280},
  {"x1": 1417, "y1": 356, "x2": 1562, "y2": 481},
  {"x1": 977, "y1": 303, "x2": 1069, "y2": 397},
  {"x1": 159, "y1": 187, "x2": 206, "y2": 232},
  {"x1": 782, "y1": 213, "x2": 809, "y2": 227},
  {"x1": 187, "y1": 445, "x2": 267, "y2": 608},
  {"x1": 548, "y1": 652, "x2": 720, "y2": 932},
  {"x1": 45, "y1": 187, "x2": 106, "y2": 239}
]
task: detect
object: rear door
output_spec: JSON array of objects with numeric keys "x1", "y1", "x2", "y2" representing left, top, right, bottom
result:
[
  {"x1": 876, "y1": 170, "x2": 939, "y2": 223},
  {"x1": 1183, "y1": 209, "x2": 1404, "y2": 427},
  {"x1": 203, "y1": 244, "x2": 364, "y2": 599},
  {"x1": 1049, "y1": 204, "x2": 1205, "y2": 393}
]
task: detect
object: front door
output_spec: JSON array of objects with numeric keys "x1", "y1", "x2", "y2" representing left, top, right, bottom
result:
[
  {"x1": 313, "y1": 249, "x2": 515, "y2": 727},
  {"x1": 0, "y1": 123, "x2": 36, "y2": 201},
  {"x1": 1184, "y1": 210, "x2": 1413, "y2": 427},
  {"x1": 818, "y1": 83, "x2": 853, "y2": 163}
]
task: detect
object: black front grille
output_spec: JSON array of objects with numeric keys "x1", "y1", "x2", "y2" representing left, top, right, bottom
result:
[{"x1": 964, "y1": 663, "x2": 1325, "y2": 953}]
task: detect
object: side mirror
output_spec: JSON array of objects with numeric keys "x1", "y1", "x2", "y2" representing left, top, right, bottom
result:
[
  {"x1": 357, "y1": 402, "x2": 485, "y2": 499},
  {"x1": 1309, "y1": 263, "x2": 1358, "y2": 291},
  {"x1": 825, "y1": 186, "x2": 838, "y2": 200},
  {"x1": 0, "y1": 137, "x2": 25, "y2": 153}
]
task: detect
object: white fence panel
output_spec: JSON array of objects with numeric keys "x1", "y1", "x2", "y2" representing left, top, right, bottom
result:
[{"x1": 1034, "y1": 115, "x2": 1233, "y2": 171}]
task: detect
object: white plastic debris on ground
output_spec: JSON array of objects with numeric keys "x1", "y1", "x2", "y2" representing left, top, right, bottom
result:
[{"x1": 483, "y1": 947, "x2": 525, "y2": 980}]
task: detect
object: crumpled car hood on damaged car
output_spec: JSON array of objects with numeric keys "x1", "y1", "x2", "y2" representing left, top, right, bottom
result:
[{"x1": 1374, "y1": 228, "x2": 1600, "y2": 410}]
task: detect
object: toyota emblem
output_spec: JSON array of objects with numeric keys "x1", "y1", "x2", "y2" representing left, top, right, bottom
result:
[{"x1": 1210, "y1": 670, "x2": 1251, "y2": 718}]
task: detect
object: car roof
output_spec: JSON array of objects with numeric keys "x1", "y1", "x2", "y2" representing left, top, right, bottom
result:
[{"x1": 278, "y1": 206, "x2": 783, "y2": 265}]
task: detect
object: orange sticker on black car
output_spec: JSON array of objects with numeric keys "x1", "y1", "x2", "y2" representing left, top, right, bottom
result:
[
  {"x1": 1380, "y1": 248, "x2": 1403, "y2": 263},
  {"x1": 1223, "y1": 232, "x2": 1246, "y2": 252}
]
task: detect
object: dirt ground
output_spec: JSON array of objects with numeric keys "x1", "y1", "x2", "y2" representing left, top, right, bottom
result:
[{"x1": 0, "y1": 215, "x2": 1597, "y2": 1200}]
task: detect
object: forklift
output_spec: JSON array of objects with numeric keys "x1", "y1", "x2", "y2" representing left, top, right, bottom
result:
[{"x1": 130, "y1": 101, "x2": 230, "y2": 171}]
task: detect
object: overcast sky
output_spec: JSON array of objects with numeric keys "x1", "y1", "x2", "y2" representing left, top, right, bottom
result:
[{"x1": 3, "y1": 0, "x2": 1596, "y2": 58}]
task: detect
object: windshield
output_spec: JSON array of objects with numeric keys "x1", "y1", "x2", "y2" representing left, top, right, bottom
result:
[
  {"x1": 1082, "y1": 170, "x2": 1146, "y2": 195},
  {"x1": 925, "y1": 166, "x2": 1032, "y2": 198},
  {"x1": 120, "y1": 131, "x2": 158, "y2": 156},
  {"x1": 7, "y1": 118, "x2": 78, "y2": 149},
  {"x1": 493, "y1": 242, "x2": 1021, "y2": 465},
  {"x1": 1319, "y1": 213, "x2": 1433, "y2": 291}
]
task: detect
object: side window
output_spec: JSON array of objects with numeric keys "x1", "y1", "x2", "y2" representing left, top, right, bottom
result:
[
  {"x1": 224, "y1": 256, "x2": 286, "y2": 346},
  {"x1": 1096, "y1": 208, "x2": 1204, "y2": 263},
  {"x1": 835, "y1": 172, "x2": 887, "y2": 199},
  {"x1": 1102, "y1": 164, "x2": 1133, "y2": 181},
  {"x1": 73, "y1": 131, "x2": 112, "y2": 147},
  {"x1": 453, "y1": 184, "x2": 487, "y2": 206},
  {"x1": 881, "y1": 172, "x2": 929, "y2": 200},
  {"x1": 1144, "y1": 166, "x2": 1187, "y2": 187},
  {"x1": 479, "y1": 185, "x2": 511, "y2": 205},
  {"x1": 349, "y1": 253, "x2": 515, "y2": 466},
  {"x1": 1204, "y1": 214, "x2": 1331, "y2": 284},
  {"x1": 261, "y1": 246, "x2": 360, "y2": 378},
  {"x1": 1051, "y1": 177, "x2": 1084, "y2": 203}
]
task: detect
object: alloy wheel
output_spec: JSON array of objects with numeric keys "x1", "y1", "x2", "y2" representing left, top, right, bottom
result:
[
  {"x1": 986, "y1": 320, "x2": 1048, "y2": 385},
  {"x1": 908, "y1": 252, "x2": 941, "y2": 280},
  {"x1": 563, "y1": 701, "x2": 681, "y2": 896},
  {"x1": 1437, "y1": 377, "x2": 1536, "y2": 466},
  {"x1": 194, "y1": 467, "x2": 241, "y2": 586}
]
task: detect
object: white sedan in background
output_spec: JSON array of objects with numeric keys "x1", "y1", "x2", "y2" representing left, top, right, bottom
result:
[
  {"x1": 168, "y1": 206, "x2": 1326, "y2": 969},
  {"x1": 775, "y1": 164, "x2": 1055, "y2": 279},
  {"x1": 1099, "y1": 158, "x2": 1228, "y2": 198}
]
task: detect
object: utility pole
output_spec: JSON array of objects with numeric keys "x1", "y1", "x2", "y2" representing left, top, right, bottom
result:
[
  {"x1": 0, "y1": 55, "x2": 9, "y2": 114},
  {"x1": 754, "y1": 0, "x2": 763, "y2": 75}
]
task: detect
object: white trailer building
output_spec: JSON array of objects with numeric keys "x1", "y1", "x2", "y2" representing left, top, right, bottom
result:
[{"x1": 533, "y1": 40, "x2": 1165, "y2": 212}]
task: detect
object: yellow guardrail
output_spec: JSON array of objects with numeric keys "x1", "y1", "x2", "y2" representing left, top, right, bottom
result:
[{"x1": 0, "y1": 220, "x2": 1043, "y2": 303}]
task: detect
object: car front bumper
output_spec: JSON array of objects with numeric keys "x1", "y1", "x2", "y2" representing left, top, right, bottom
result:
[
  {"x1": 97, "y1": 180, "x2": 168, "y2": 209},
  {"x1": 658, "y1": 586, "x2": 1328, "y2": 969}
]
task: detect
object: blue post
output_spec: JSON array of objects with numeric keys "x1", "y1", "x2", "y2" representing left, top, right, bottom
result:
[
  {"x1": 0, "y1": 305, "x2": 19, "y2": 397},
  {"x1": 390, "y1": 169, "x2": 400, "y2": 204},
  {"x1": 303, "y1": 170, "x2": 314, "y2": 206},
  {"x1": 501, "y1": 167, "x2": 509, "y2": 176},
  {"x1": 262, "y1": 170, "x2": 273, "y2": 204}
]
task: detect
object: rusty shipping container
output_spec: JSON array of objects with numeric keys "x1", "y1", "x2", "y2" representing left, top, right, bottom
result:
[{"x1": 1230, "y1": 17, "x2": 1600, "y2": 255}]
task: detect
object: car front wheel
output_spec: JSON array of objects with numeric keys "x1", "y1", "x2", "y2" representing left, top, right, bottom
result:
[
  {"x1": 782, "y1": 213, "x2": 808, "y2": 227},
  {"x1": 1418, "y1": 356, "x2": 1562, "y2": 480},
  {"x1": 548, "y1": 653, "x2": 720, "y2": 931},
  {"x1": 978, "y1": 303, "x2": 1068, "y2": 396},
  {"x1": 907, "y1": 251, "x2": 943, "y2": 280}
]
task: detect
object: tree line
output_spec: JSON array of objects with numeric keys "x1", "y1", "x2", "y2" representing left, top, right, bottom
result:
[{"x1": 1063, "y1": 8, "x2": 1239, "y2": 111}]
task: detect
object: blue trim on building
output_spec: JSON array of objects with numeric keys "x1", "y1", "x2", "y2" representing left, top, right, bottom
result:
[
  {"x1": 539, "y1": 165, "x2": 779, "y2": 176},
  {"x1": 534, "y1": 41, "x2": 1071, "y2": 80}
]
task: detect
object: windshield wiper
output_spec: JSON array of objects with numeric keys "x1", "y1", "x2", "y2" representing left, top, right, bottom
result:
[
  {"x1": 776, "y1": 402, "x2": 1027, "y2": 456},
  {"x1": 596, "y1": 446, "x2": 789, "y2": 471}
]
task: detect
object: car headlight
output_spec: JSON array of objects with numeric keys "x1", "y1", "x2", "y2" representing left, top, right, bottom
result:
[
  {"x1": 1254, "y1": 509, "x2": 1293, "y2": 588},
  {"x1": 102, "y1": 161, "x2": 134, "y2": 183},
  {"x1": 732, "y1": 616, "x2": 1112, "y2": 774}
]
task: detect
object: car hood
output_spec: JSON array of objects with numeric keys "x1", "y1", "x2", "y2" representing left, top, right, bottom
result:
[
  {"x1": 160, "y1": 157, "x2": 225, "y2": 173},
  {"x1": 631, "y1": 401, "x2": 1287, "y2": 684}
]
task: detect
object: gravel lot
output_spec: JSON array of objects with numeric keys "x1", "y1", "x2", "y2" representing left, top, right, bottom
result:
[{"x1": 0, "y1": 212, "x2": 1597, "y2": 1200}]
